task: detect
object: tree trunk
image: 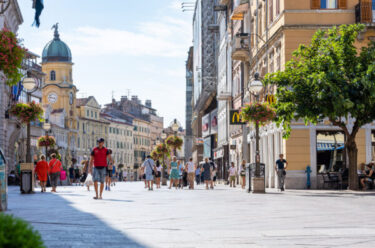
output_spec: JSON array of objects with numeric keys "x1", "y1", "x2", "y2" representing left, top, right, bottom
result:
[{"x1": 346, "y1": 138, "x2": 359, "y2": 190}]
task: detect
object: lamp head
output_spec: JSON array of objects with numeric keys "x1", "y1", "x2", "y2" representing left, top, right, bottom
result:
[
  {"x1": 43, "y1": 122, "x2": 51, "y2": 131},
  {"x1": 22, "y1": 77, "x2": 37, "y2": 91},
  {"x1": 249, "y1": 72, "x2": 263, "y2": 95}
]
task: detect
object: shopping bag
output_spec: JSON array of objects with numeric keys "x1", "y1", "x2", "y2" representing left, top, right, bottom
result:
[{"x1": 84, "y1": 173, "x2": 94, "y2": 186}]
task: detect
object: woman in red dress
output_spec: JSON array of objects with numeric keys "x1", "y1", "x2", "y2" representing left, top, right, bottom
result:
[{"x1": 35, "y1": 155, "x2": 48, "y2": 192}]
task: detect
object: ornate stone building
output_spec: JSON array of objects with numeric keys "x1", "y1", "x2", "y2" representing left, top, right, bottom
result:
[{"x1": 41, "y1": 25, "x2": 78, "y2": 166}]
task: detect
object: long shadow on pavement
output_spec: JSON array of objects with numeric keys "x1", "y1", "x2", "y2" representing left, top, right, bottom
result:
[{"x1": 6, "y1": 186, "x2": 147, "y2": 248}]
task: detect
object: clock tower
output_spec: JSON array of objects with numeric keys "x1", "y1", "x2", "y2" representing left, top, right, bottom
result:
[{"x1": 41, "y1": 24, "x2": 78, "y2": 160}]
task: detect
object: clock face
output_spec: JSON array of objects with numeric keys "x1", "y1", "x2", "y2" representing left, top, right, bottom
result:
[
  {"x1": 69, "y1": 92, "x2": 73, "y2": 105},
  {"x1": 47, "y1": 93, "x2": 58, "y2": 104}
]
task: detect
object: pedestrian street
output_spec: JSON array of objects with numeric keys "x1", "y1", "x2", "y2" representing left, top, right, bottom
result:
[{"x1": 7, "y1": 182, "x2": 375, "y2": 248}]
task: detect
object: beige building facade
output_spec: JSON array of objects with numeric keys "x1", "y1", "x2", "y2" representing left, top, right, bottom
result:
[
  {"x1": 228, "y1": 0, "x2": 375, "y2": 189},
  {"x1": 133, "y1": 118, "x2": 152, "y2": 169},
  {"x1": 76, "y1": 96, "x2": 109, "y2": 162}
]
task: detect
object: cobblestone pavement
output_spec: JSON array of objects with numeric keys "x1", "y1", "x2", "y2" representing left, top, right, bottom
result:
[{"x1": 6, "y1": 182, "x2": 375, "y2": 248}]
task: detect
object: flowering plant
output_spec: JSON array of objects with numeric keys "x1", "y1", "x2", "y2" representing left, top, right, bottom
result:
[
  {"x1": 240, "y1": 102, "x2": 276, "y2": 126},
  {"x1": 156, "y1": 143, "x2": 170, "y2": 157},
  {"x1": 37, "y1": 135, "x2": 56, "y2": 147},
  {"x1": 165, "y1": 135, "x2": 183, "y2": 150},
  {"x1": 9, "y1": 101, "x2": 44, "y2": 123},
  {"x1": 150, "y1": 150, "x2": 161, "y2": 160},
  {"x1": 0, "y1": 29, "x2": 27, "y2": 86}
]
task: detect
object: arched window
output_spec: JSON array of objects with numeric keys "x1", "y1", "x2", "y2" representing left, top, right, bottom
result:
[{"x1": 50, "y1": 71, "x2": 56, "y2": 81}]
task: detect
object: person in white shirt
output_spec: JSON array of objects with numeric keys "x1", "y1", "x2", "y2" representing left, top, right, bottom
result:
[
  {"x1": 186, "y1": 158, "x2": 196, "y2": 189},
  {"x1": 229, "y1": 162, "x2": 237, "y2": 187}
]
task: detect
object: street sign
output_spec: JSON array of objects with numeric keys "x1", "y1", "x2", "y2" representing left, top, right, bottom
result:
[
  {"x1": 265, "y1": 94, "x2": 276, "y2": 105},
  {"x1": 230, "y1": 110, "x2": 246, "y2": 125}
]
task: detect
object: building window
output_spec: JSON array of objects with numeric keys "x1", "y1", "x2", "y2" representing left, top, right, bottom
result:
[
  {"x1": 78, "y1": 137, "x2": 80, "y2": 148},
  {"x1": 317, "y1": 130, "x2": 345, "y2": 173},
  {"x1": 269, "y1": 0, "x2": 274, "y2": 23},
  {"x1": 50, "y1": 71, "x2": 56, "y2": 81},
  {"x1": 87, "y1": 110, "x2": 89, "y2": 117},
  {"x1": 321, "y1": 0, "x2": 337, "y2": 8},
  {"x1": 91, "y1": 111, "x2": 93, "y2": 118},
  {"x1": 276, "y1": 0, "x2": 280, "y2": 15},
  {"x1": 95, "y1": 112, "x2": 97, "y2": 119}
]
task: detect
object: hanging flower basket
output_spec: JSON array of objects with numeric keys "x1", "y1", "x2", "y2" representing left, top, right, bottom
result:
[
  {"x1": 9, "y1": 101, "x2": 44, "y2": 124},
  {"x1": 240, "y1": 102, "x2": 276, "y2": 126},
  {"x1": 156, "y1": 143, "x2": 170, "y2": 157},
  {"x1": 165, "y1": 135, "x2": 183, "y2": 150},
  {"x1": 151, "y1": 150, "x2": 161, "y2": 160},
  {"x1": 37, "y1": 135, "x2": 56, "y2": 147},
  {"x1": 0, "y1": 29, "x2": 27, "y2": 86}
]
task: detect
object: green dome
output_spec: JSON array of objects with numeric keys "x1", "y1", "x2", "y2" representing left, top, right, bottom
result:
[{"x1": 42, "y1": 25, "x2": 72, "y2": 63}]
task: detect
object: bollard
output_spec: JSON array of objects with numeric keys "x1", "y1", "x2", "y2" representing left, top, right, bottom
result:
[{"x1": 305, "y1": 165, "x2": 312, "y2": 189}]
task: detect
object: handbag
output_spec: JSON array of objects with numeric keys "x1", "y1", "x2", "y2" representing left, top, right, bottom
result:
[
  {"x1": 60, "y1": 170, "x2": 67, "y2": 181},
  {"x1": 283, "y1": 170, "x2": 286, "y2": 176},
  {"x1": 80, "y1": 173, "x2": 88, "y2": 183}
]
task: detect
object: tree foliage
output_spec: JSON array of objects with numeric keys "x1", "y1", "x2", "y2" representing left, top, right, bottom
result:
[{"x1": 264, "y1": 24, "x2": 375, "y2": 190}]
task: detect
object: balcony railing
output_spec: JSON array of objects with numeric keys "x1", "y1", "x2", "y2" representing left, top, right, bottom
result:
[
  {"x1": 231, "y1": 34, "x2": 250, "y2": 61},
  {"x1": 355, "y1": 1, "x2": 374, "y2": 24}
]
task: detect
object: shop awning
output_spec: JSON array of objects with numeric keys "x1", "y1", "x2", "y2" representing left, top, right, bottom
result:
[{"x1": 317, "y1": 143, "x2": 344, "y2": 151}]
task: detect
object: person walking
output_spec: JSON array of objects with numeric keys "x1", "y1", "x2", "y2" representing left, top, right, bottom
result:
[
  {"x1": 239, "y1": 160, "x2": 246, "y2": 189},
  {"x1": 186, "y1": 158, "x2": 196, "y2": 189},
  {"x1": 275, "y1": 154, "x2": 288, "y2": 191},
  {"x1": 68, "y1": 164, "x2": 75, "y2": 185},
  {"x1": 178, "y1": 160, "x2": 185, "y2": 188},
  {"x1": 89, "y1": 138, "x2": 112, "y2": 200},
  {"x1": 105, "y1": 149, "x2": 113, "y2": 191},
  {"x1": 48, "y1": 153, "x2": 62, "y2": 193},
  {"x1": 209, "y1": 159, "x2": 217, "y2": 189},
  {"x1": 74, "y1": 162, "x2": 81, "y2": 186},
  {"x1": 202, "y1": 158, "x2": 212, "y2": 190},
  {"x1": 169, "y1": 156, "x2": 180, "y2": 189},
  {"x1": 82, "y1": 156, "x2": 93, "y2": 191},
  {"x1": 142, "y1": 155, "x2": 156, "y2": 191},
  {"x1": 229, "y1": 162, "x2": 237, "y2": 187},
  {"x1": 155, "y1": 160, "x2": 162, "y2": 188},
  {"x1": 35, "y1": 155, "x2": 48, "y2": 192},
  {"x1": 195, "y1": 166, "x2": 201, "y2": 185}
]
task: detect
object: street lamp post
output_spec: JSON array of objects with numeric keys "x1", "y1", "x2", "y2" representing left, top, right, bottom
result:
[
  {"x1": 248, "y1": 72, "x2": 264, "y2": 193},
  {"x1": 171, "y1": 119, "x2": 180, "y2": 157},
  {"x1": 22, "y1": 76, "x2": 38, "y2": 163},
  {"x1": 160, "y1": 131, "x2": 167, "y2": 186},
  {"x1": 43, "y1": 121, "x2": 51, "y2": 159}
]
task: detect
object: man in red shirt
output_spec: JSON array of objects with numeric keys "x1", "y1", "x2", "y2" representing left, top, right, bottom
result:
[{"x1": 89, "y1": 138, "x2": 112, "y2": 199}]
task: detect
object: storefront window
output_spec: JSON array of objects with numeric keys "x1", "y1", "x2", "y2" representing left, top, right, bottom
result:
[{"x1": 317, "y1": 131, "x2": 345, "y2": 173}]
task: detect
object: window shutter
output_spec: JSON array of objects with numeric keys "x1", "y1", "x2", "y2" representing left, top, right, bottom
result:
[
  {"x1": 361, "y1": 0, "x2": 372, "y2": 23},
  {"x1": 311, "y1": 0, "x2": 320, "y2": 9},
  {"x1": 338, "y1": 0, "x2": 347, "y2": 9}
]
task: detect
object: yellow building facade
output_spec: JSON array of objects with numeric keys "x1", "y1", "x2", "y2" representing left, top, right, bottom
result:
[
  {"x1": 41, "y1": 25, "x2": 78, "y2": 164},
  {"x1": 133, "y1": 118, "x2": 152, "y2": 169},
  {"x1": 229, "y1": 0, "x2": 375, "y2": 189}
]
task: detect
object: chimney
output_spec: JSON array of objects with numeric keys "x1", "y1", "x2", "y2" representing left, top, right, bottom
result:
[
  {"x1": 145, "y1": 100, "x2": 152, "y2": 108},
  {"x1": 131, "y1": 95, "x2": 138, "y2": 102}
]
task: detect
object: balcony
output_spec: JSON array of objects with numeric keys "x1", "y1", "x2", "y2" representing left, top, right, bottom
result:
[
  {"x1": 231, "y1": 34, "x2": 250, "y2": 62},
  {"x1": 231, "y1": 0, "x2": 249, "y2": 20},
  {"x1": 355, "y1": 1, "x2": 375, "y2": 25},
  {"x1": 217, "y1": 91, "x2": 232, "y2": 101}
]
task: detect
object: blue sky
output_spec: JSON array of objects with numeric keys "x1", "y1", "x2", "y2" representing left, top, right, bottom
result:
[{"x1": 17, "y1": 0, "x2": 194, "y2": 128}]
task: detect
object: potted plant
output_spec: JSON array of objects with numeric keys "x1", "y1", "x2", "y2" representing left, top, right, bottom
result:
[
  {"x1": 240, "y1": 102, "x2": 276, "y2": 126},
  {"x1": 37, "y1": 135, "x2": 56, "y2": 147},
  {"x1": 165, "y1": 135, "x2": 183, "y2": 155},
  {"x1": 0, "y1": 29, "x2": 27, "y2": 86},
  {"x1": 9, "y1": 101, "x2": 44, "y2": 124}
]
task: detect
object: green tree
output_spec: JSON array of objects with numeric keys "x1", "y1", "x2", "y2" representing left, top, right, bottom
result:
[{"x1": 264, "y1": 24, "x2": 375, "y2": 190}]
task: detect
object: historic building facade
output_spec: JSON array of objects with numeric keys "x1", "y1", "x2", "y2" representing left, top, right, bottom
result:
[
  {"x1": 76, "y1": 96, "x2": 109, "y2": 162},
  {"x1": 41, "y1": 25, "x2": 78, "y2": 166}
]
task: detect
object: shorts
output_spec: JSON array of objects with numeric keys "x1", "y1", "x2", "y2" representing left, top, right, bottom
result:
[
  {"x1": 106, "y1": 169, "x2": 112, "y2": 178},
  {"x1": 93, "y1": 167, "x2": 106, "y2": 183},
  {"x1": 155, "y1": 171, "x2": 161, "y2": 178},
  {"x1": 146, "y1": 173, "x2": 154, "y2": 181},
  {"x1": 50, "y1": 172, "x2": 60, "y2": 187}
]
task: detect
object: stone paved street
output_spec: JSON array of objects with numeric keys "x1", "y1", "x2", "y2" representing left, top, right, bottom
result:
[{"x1": 6, "y1": 182, "x2": 375, "y2": 248}]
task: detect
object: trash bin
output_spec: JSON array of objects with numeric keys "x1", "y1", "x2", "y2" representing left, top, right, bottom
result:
[
  {"x1": 246, "y1": 163, "x2": 266, "y2": 193},
  {"x1": 20, "y1": 163, "x2": 34, "y2": 194}
]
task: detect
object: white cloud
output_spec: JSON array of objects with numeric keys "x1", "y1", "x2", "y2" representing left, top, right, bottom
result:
[{"x1": 61, "y1": 17, "x2": 192, "y2": 58}]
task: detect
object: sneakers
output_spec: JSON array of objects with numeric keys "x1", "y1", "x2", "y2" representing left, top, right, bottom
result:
[
  {"x1": 105, "y1": 185, "x2": 108, "y2": 191},
  {"x1": 108, "y1": 186, "x2": 111, "y2": 191}
]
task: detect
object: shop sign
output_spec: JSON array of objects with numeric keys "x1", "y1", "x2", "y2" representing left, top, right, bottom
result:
[
  {"x1": 202, "y1": 113, "x2": 210, "y2": 137},
  {"x1": 265, "y1": 94, "x2": 276, "y2": 105},
  {"x1": 210, "y1": 108, "x2": 218, "y2": 135},
  {"x1": 230, "y1": 145, "x2": 236, "y2": 150},
  {"x1": 196, "y1": 138, "x2": 204, "y2": 144},
  {"x1": 230, "y1": 110, "x2": 246, "y2": 125}
]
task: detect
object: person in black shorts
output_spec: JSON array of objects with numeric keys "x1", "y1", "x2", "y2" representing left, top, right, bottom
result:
[
  {"x1": 105, "y1": 149, "x2": 113, "y2": 191},
  {"x1": 155, "y1": 160, "x2": 162, "y2": 188}
]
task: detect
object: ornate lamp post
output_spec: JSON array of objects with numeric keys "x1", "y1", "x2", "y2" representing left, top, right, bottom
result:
[
  {"x1": 170, "y1": 119, "x2": 180, "y2": 156},
  {"x1": 22, "y1": 76, "x2": 38, "y2": 163},
  {"x1": 248, "y1": 72, "x2": 264, "y2": 193},
  {"x1": 160, "y1": 131, "x2": 167, "y2": 186},
  {"x1": 43, "y1": 121, "x2": 51, "y2": 159}
]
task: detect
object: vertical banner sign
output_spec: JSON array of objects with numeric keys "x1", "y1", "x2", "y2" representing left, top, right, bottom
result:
[
  {"x1": 210, "y1": 108, "x2": 218, "y2": 135},
  {"x1": 202, "y1": 113, "x2": 210, "y2": 137},
  {"x1": 230, "y1": 110, "x2": 246, "y2": 125},
  {"x1": 373, "y1": 0, "x2": 375, "y2": 23}
]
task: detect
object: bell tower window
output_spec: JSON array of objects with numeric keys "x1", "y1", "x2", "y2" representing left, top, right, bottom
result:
[{"x1": 50, "y1": 71, "x2": 56, "y2": 81}]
